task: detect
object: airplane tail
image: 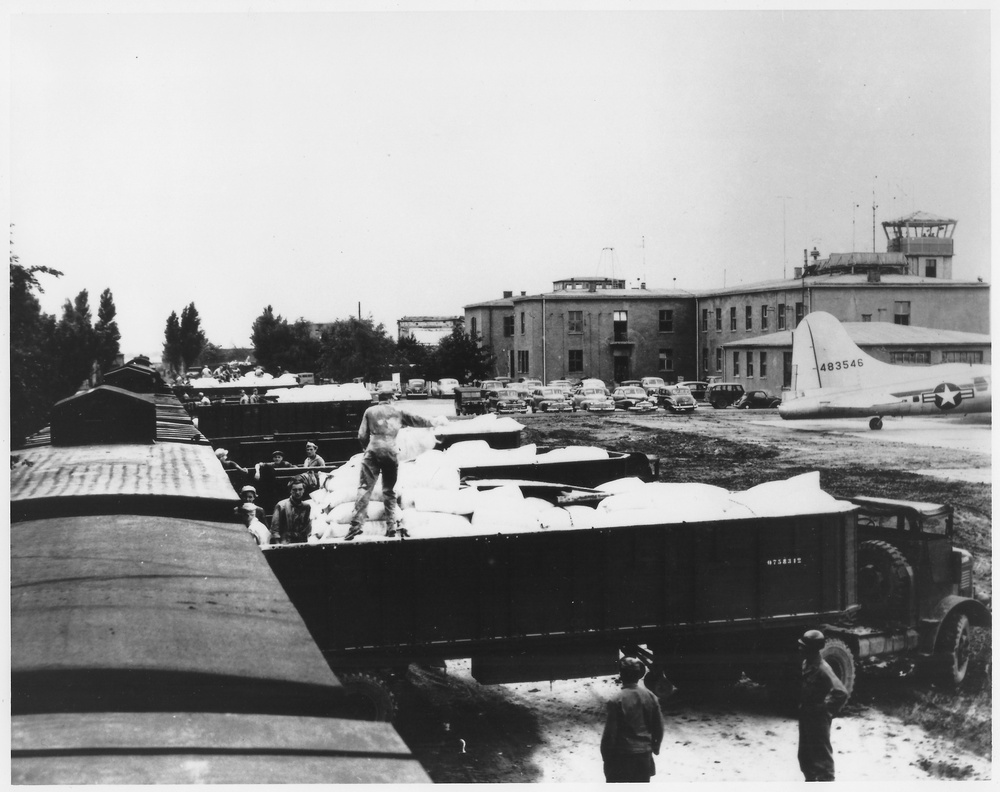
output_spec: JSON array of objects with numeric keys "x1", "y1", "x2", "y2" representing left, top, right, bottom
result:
[{"x1": 790, "y1": 312, "x2": 897, "y2": 394}]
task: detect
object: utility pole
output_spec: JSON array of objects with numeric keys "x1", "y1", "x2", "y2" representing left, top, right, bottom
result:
[{"x1": 778, "y1": 196, "x2": 792, "y2": 279}]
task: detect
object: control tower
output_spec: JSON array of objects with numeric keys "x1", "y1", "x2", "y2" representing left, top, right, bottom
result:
[{"x1": 881, "y1": 211, "x2": 955, "y2": 279}]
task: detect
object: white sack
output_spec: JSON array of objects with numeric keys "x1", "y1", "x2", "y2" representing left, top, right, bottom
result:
[{"x1": 597, "y1": 477, "x2": 647, "y2": 494}]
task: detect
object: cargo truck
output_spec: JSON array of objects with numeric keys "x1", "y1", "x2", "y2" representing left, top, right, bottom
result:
[{"x1": 263, "y1": 483, "x2": 989, "y2": 719}]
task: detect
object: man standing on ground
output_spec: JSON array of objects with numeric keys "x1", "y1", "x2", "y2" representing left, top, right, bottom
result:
[
  {"x1": 797, "y1": 629, "x2": 849, "y2": 782},
  {"x1": 600, "y1": 657, "x2": 663, "y2": 783},
  {"x1": 345, "y1": 391, "x2": 445, "y2": 540},
  {"x1": 270, "y1": 479, "x2": 311, "y2": 545}
]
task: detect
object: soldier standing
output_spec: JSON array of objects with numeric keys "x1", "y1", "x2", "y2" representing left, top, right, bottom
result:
[{"x1": 797, "y1": 630, "x2": 849, "y2": 782}]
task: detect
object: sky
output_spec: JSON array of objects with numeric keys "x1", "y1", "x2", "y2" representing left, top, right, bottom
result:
[{"x1": 7, "y1": 3, "x2": 993, "y2": 360}]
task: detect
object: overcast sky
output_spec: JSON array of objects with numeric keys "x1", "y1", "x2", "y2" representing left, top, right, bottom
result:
[{"x1": 9, "y1": 4, "x2": 992, "y2": 360}]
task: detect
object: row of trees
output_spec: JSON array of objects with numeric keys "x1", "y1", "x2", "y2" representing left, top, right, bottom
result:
[{"x1": 10, "y1": 245, "x2": 121, "y2": 445}]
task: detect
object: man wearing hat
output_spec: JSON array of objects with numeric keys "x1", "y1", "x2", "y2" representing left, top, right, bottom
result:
[
  {"x1": 233, "y1": 484, "x2": 266, "y2": 524},
  {"x1": 797, "y1": 629, "x2": 849, "y2": 782},
  {"x1": 600, "y1": 656, "x2": 663, "y2": 783},
  {"x1": 239, "y1": 502, "x2": 270, "y2": 546}
]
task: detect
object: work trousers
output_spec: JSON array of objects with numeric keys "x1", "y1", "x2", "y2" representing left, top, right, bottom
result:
[
  {"x1": 798, "y1": 710, "x2": 835, "y2": 782},
  {"x1": 351, "y1": 447, "x2": 398, "y2": 528},
  {"x1": 603, "y1": 752, "x2": 655, "y2": 783}
]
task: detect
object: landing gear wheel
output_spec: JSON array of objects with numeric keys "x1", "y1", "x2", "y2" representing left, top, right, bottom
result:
[
  {"x1": 858, "y1": 540, "x2": 912, "y2": 620},
  {"x1": 820, "y1": 638, "x2": 856, "y2": 696},
  {"x1": 339, "y1": 672, "x2": 398, "y2": 721},
  {"x1": 936, "y1": 613, "x2": 972, "y2": 686},
  {"x1": 869, "y1": 416, "x2": 883, "y2": 430}
]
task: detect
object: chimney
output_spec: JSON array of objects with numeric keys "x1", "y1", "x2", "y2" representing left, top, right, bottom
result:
[
  {"x1": 503, "y1": 291, "x2": 513, "y2": 298},
  {"x1": 794, "y1": 267, "x2": 802, "y2": 279},
  {"x1": 521, "y1": 291, "x2": 526, "y2": 296},
  {"x1": 640, "y1": 282, "x2": 646, "y2": 290}
]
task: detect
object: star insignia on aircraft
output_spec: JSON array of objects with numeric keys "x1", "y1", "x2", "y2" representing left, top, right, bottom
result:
[{"x1": 920, "y1": 382, "x2": 966, "y2": 410}]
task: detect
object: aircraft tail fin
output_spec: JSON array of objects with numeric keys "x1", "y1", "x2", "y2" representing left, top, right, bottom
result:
[{"x1": 790, "y1": 312, "x2": 895, "y2": 393}]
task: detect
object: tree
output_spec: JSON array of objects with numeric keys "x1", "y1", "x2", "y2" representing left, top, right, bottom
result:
[
  {"x1": 10, "y1": 244, "x2": 61, "y2": 445},
  {"x1": 94, "y1": 288, "x2": 121, "y2": 373},
  {"x1": 51, "y1": 290, "x2": 97, "y2": 398},
  {"x1": 317, "y1": 317, "x2": 396, "y2": 383},
  {"x1": 179, "y1": 302, "x2": 207, "y2": 370},
  {"x1": 162, "y1": 311, "x2": 183, "y2": 374},
  {"x1": 432, "y1": 322, "x2": 496, "y2": 383},
  {"x1": 395, "y1": 334, "x2": 432, "y2": 379}
]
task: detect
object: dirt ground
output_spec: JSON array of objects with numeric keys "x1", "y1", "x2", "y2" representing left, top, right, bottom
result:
[{"x1": 391, "y1": 408, "x2": 992, "y2": 783}]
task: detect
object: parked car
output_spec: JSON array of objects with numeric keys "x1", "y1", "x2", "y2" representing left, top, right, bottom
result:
[
  {"x1": 295, "y1": 372, "x2": 316, "y2": 386},
  {"x1": 659, "y1": 385, "x2": 698, "y2": 413},
  {"x1": 577, "y1": 378, "x2": 608, "y2": 393},
  {"x1": 480, "y1": 380, "x2": 505, "y2": 398},
  {"x1": 640, "y1": 376, "x2": 667, "y2": 396},
  {"x1": 734, "y1": 390, "x2": 781, "y2": 409},
  {"x1": 705, "y1": 382, "x2": 746, "y2": 409},
  {"x1": 676, "y1": 380, "x2": 708, "y2": 401},
  {"x1": 530, "y1": 387, "x2": 573, "y2": 412},
  {"x1": 495, "y1": 376, "x2": 512, "y2": 386},
  {"x1": 489, "y1": 390, "x2": 529, "y2": 415},
  {"x1": 547, "y1": 380, "x2": 573, "y2": 393},
  {"x1": 612, "y1": 386, "x2": 656, "y2": 411},
  {"x1": 620, "y1": 380, "x2": 643, "y2": 389},
  {"x1": 505, "y1": 382, "x2": 533, "y2": 399},
  {"x1": 405, "y1": 378, "x2": 429, "y2": 399},
  {"x1": 376, "y1": 380, "x2": 401, "y2": 399},
  {"x1": 431, "y1": 378, "x2": 460, "y2": 398},
  {"x1": 572, "y1": 387, "x2": 615, "y2": 413},
  {"x1": 523, "y1": 379, "x2": 544, "y2": 389}
]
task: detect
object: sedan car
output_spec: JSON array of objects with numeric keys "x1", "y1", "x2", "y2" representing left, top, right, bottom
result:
[
  {"x1": 404, "y1": 378, "x2": 429, "y2": 399},
  {"x1": 640, "y1": 376, "x2": 667, "y2": 396},
  {"x1": 734, "y1": 390, "x2": 781, "y2": 409},
  {"x1": 572, "y1": 387, "x2": 615, "y2": 413},
  {"x1": 480, "y1": 380, "x2": 506, "y2": 397},
  {"x1": 431, "y1": 378, "x2": 460, "y2": 398},
  {"x1": 676, "y1": 380, "x2": 708, "y2": 401},
  {"x1": 505, "y1": 381, "x2": 533, "y2": 399},
  {"x1": 658, "y1": 385, "x2": 697, "y2": 413},
  {"x1": 490, "y1": 390, "x2": 529, "y2": 414},
  {"x1": 612, "y1": 386, "x2": 657, "y2": 411},
  {"x1": 530, "y1": 387, "x2": 573, "y2": 412}
]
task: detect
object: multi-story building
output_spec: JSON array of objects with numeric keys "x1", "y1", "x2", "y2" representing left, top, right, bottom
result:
[
  {"x1": 397, "y1": 316, "x2": 462, "y2": 346},
  {"x1": 464, "y1": 211, "x2": 990, "y2": 388}
]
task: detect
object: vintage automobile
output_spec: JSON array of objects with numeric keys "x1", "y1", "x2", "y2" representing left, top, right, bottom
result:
[
  {"x1": 547, "y1": 380, "x2": 574, "y2": 395},
  {"x1": 620, "y1": 379, "x2": 642, "y2": 388},
  {"x1": 575, "y1": 378, "x2": 608, "y2": 393},
  {"x1": 505, "y1": 381, "x2": 533, "y2": 398},
  {"x1": 375, "y1": 380, "x2": 401, "y2": 400},
  {"x1": 480, "y1": 380, "x2": 506, "y2": 398},
  {"x1": 659, "y1": 385, "x2": 698, "y2": 413},
  {"x1": 612, "y1": 386, "x2": 657, "y2": 411},
  {"x1": 676, "y1": 380, "x2": 708, "y2": 401},
  {"x1": 404, "y1": 378, "x2": 429, "y2": 399},
  {"x1": 489, "y1": 389, "x2": 529, "y2": 415},
  {"x1": 530, "y1": 387, "x2": 573, "y2": 412},
  {"x1": 734, "y1": 390, "x2": 781, "y2": 409},
  {"x1": 640, "y1": 376, "x2": 667, "y2": 397},
  {"x1": 706, "y1": 382, "x2": 746, "y2": 409},
  {"x1": 523, "y1": 379, "x2": 544, "y2": 390},
  {"x1": 431, "y1": 378, "x2": 461, "y2": 398},
  {"x1": 572, "y1": 387, "x2": 615, "y2": 413}
]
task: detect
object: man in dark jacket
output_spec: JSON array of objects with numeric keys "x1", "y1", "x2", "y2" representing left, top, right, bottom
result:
[
  {"x1": 601, "y1": 657, "x2": 663, "y2": 783},
  {"x1": 798, "y1": 629, "x2": 849, "y2": 781}
]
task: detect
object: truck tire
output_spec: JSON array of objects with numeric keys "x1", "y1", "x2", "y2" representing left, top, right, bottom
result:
[
  {"x1": 858, "y1": 540, "x2": 911, "y2": 620},
  {"x1": 820, "y1": 638, "x2": 855, "y2": 696},
  {"x1": 936, "y1": 612, "x2": 972, "y2": 686},
  {"x1": 339, "y1": 672, "x2": 398, "y2": 722}
]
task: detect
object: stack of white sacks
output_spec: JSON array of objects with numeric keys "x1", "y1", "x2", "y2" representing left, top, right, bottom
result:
[{"x1": 305, "y1": 429, "x2": 853, "y2": 544}]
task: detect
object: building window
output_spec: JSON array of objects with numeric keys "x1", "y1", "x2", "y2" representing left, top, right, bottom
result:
[
  {"x1": 503, "y1": 315, "x2": 514, "y2": 336},
  {"x1": 520, "y1": 312, "x2": 525, "y2": 334},
  {"x1": 517, "y1": 350, "x2": 529, "y2": 373},
  {"x1": 613, "y1": 311, "x2": 628, "y2": 342},
  {"x1": 730, "y1": 307, "x2": 737, "y2": 332},
  {"x1": 890, "y1": 350, "x2": 930, "y2": 365},
  {"x1": 894, "y1": 301, "x2": 910, "y2": 326},
  {"x1": 777, "y1": 304, "x2": 786, "y2": 330},
  {"x1": 760, "y1": 352, "x2": 767, "y2": 377},
  {"x1": 568, "y1": 349, "x2": 583, "y2": 372},
  {"x1": 715, "y1": 348, "x2": 722, "y2": 372},
  {"x1": 746, "y1": 354, "x2": 754, "y2": 377},
  {"x1": 733, "y1": 351, "x2": 740, "y2": 376},
  {"x1": 795, "y1": 302, "x2": 804, "y2": 326},
  {"x1": 470, "y1": 317, "x2": 477, "y2": 337},
  {"x1": 942, "y1": 350, "x2": 984, "y2": 364},
  {"x1": 760, "y1": 305, "x2": 769, "y2": 330},
  {"x1": 700, "y1": 308, "x2": 708, "y2": 332},
  {"x1": 783, "y1": 351, "x2": 792, "y2": 387},
  {"x1": 745, "y1": 305, "x2": 753, "y2": 331},
  {"x1": 926, "y1": 259, "x2": 937, "y2": 278},
  {"x1": 660, "y1": 310, "x2": 674, "y2": 333},
  {"x1": 702, "y1": 347, "x2": 709, "y2": 375},
  {"x1": 715, "y1": 308, "x2": 722, "y2": 331},
  {"x1": 861, "y1": 314, "x2": 872, "y2": 323},
  {"x1": 568, "y1": 311, "x2": 583, "y2": 334},
  {"x1": 658, "y1": 348, "x2": 673, "y2": 372}
]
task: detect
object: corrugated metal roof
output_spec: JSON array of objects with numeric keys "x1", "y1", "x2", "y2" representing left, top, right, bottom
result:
[{"x1": 724, "y1": 322, "x2": 993, "y2": 349}]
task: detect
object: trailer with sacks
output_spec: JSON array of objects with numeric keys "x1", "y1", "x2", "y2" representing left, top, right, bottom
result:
[{"x1": 262, "y1": 473, "x2": 989, "y2": 720}]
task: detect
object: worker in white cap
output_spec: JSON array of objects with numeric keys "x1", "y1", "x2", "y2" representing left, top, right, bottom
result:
[{"x1": 600, "y1": 656, "x2": 663, "y2": 783}]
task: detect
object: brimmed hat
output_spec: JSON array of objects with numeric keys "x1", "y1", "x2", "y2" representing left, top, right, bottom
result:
[
  {"x1": 215, "y1": 448, "x2": 228, "y2": 459},
  {"x1": 798, "y1": 629, "x2": 826, "y2": 651},
  {"x1": 240, "y1": 485, "x2": 257, "y2": 495},
  {"x1": 240, "y1": 502, "x2": 258, "y2": 512},
  {"x1": 272, "y1": 449, "x2": 285, "y2": 457},
  {"x1": 619, "y1": 657, "x2": 646, "y2": 682}
]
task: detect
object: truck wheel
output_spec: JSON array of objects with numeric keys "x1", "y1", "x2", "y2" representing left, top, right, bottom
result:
[
  {"x1": 338, "y1": 672, "x2": 398, "y2": 722},
  {"x1": 936, "y1": 612, "x2": 972, "y2": 686},
  {"x1": 820, "y1": 638, "x2": 855, "y2": 696},
  {"x1": 858, "y1": 540, "x2": 911, "y2": 620}
]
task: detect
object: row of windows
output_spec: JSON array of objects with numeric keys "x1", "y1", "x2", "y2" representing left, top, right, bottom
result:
[
  {"x1": 503, "y1": 310, "x2": 674, "y2": 338},
  {"x1": 701, "y1": 303, "x2": 802, "y2": 332},
  {"x1": 731, "y1": 351, "x2": 769, "y2": 378}
]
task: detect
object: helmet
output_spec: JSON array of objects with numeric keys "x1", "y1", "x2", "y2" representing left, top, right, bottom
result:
[
  {"x1": 798, "y1": 629, "x2": 826, "y2": 651},
  {"x1": 619, "y1": 656, "x2": 646, "y2": 683}
]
